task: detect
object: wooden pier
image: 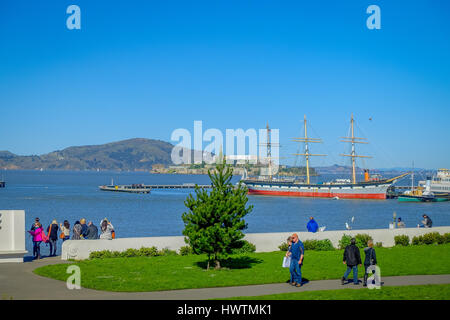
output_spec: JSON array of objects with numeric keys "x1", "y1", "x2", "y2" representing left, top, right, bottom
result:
[{"x1": 99, "y1": 183, "x2": 212, "y2": 194}]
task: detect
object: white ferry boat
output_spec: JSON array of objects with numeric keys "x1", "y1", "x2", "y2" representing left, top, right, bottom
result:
[{"x1": 419, "y1": 169, "x2": 450, "y2": 193}]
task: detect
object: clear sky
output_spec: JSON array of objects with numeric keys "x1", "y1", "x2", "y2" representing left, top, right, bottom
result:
[{"x1": 0, "y1": 0, "x2": 449, "y2": 169}]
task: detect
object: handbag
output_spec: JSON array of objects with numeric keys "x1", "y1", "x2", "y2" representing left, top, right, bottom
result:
[
  {"x1": 282, "y1": 256, "x2": 291, "y2": 268},
  {"x1": 59, "y1": 230, "x2": 65, "y2": 239},
  {"x1": 41, "y1": 227, "x2": 49, "y2": 243}
]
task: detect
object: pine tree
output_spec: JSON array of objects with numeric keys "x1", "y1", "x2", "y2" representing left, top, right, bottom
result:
[{"x1": 182, "y1": 159, "x2": 253, "y2": 269}]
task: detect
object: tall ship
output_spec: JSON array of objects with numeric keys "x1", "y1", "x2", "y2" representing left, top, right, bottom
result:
[{"x1": 241, "y1": 114, "x2": 407, "y2": 200}]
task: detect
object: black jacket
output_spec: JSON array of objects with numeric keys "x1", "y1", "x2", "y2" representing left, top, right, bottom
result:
[
  {"x1": 46, "y1": 224, "x2": 59, "y2": 240},
  {"x1": 85, "y1": 224, "x2": 99, "y2": 239},
  {"x1": 363, "y1": 247, "x2": 377, "y2": 266},
  {"x1": 343, "y1": 244, "x2": 361, "y2": 267}
]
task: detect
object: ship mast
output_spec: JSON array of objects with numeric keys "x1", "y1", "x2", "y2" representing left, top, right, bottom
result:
[
  {"x1": 340, "y1": 114, "x2": 372, "y2": 184},
  {"x1": 292, "y1": 115, "x2": 326, "y2": 184},
  {"x1": 266, "y1": 122, "x2": 272, "y2": 180}
]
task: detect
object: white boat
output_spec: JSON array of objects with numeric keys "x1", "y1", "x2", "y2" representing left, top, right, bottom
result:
[{"x1": 419, "y1": 169, "x2": 450, "y2": 193}]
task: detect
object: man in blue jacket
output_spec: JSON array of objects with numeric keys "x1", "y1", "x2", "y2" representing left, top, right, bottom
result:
[
  {"x1": 288, "y1": 233, "x2": 304, "y2": 287},
  {"x1": 307, "y1": 217, "x2": 319, "y2": 233}
]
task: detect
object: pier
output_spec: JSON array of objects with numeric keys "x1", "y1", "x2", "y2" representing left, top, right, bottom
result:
[{"x1": 99, "y1": 183, "x2": 212, "y2": 193}]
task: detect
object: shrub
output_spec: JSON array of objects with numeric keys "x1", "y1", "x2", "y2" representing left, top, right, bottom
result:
[
  {"x1": 375, "y1": 242, "x2": 383, "y2": 248},
  {"x1": 179, "y1": 246, "x2": 193, "y2": 256},
  {"x1": 394, "y1": 235, "x2": 410, "y2": 246},
  {"x1": 138, "y1": 246, "x2": 159, "y2": 257},
  {"x1": 231, "y1": 240, "x2": 256, "y2": 254},
  {"x1": 159, "y1": 248, "x2": 178, "y2": 256},
  {"x1": 338, "y1": 234, "x2": 352, "y2": 249},
  {"x1": 339, "y1": 234, "x2": 373, "y2": 249},
  {"x1": 89, "y1": 246, "x2": 178, "y2": 259},
  {"x1": 412, "y1": 232, "x2": 444, "y2": 245},
  {"x1": 278, "y1": 242, "x2": 290, "y2": 251},
  {"x1": 443, "y1": 233, "x2": 450, "y2": 244},
  {"x1": 303, "y1": 239, "x2": 335, "y2": 251},
  {"x1": 355, "y1": 234, "x2": 373, "y2": 248}
]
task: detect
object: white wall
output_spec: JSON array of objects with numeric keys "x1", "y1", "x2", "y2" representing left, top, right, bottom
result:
[
  {"x1": 0, "y1": 210, "x2": 28, "y2": 263},
  {"x1": 61, "y1": 226, "x2": 450, "y2": 260}
]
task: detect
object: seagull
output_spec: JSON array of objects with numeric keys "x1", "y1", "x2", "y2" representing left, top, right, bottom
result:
[
  {"x1": 345, "y1": 222, "x2": 351, "y2": 230},
  {"x1": 319, "y1": 226, "x2": 326, "y2": 232},
  {"x1": 351, "y1": 216, "x2": 355, "y2": 223}
]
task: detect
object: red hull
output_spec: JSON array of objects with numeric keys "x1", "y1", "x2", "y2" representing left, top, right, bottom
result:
[{"x1": 247, "y1": 189, "x2": 386, "y2": 199}]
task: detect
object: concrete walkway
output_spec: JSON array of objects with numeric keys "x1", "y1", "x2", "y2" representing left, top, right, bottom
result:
[{"x1": 1, "y1": 256, "x2": 450, "y2": 300}]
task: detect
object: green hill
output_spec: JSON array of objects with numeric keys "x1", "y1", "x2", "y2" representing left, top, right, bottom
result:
[{"x1": 0, "y1": 138, "x2": 175, "y2": 171}]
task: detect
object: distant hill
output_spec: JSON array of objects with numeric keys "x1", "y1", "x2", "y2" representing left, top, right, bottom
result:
[{"x1": 0, "y1": 138, "x2": 177, "y2": 171}]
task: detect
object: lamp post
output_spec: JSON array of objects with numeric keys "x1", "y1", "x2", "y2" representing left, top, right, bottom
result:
[{"x1": 393, "y1": 211, "x2": 397, "y2": 229}]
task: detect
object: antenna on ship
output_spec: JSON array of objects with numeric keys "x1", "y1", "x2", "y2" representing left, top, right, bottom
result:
[
  {"x1": 292, "y1": 115, "x2": 326, "y2": 184},
  {"x1": 340, "y1": 113, "x2": 372, "y2": 184}
]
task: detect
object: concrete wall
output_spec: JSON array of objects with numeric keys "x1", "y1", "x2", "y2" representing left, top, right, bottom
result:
[
  {"x1": 61, "y1": 226, "x2": 450, "y2": 260},
  {"x1": 0, "y1": 210, "x2": 28, "y2": 263}
]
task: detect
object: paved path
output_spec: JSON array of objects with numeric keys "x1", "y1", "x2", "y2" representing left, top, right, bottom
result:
[{"x1": 1, "y1": 256, "x2": 450, "y2": 300}]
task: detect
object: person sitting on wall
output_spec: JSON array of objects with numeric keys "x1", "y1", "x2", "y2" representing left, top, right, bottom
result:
[
  {"x1": 421, "y1": 214, "x2": 432, "y2": 228},
  {"x1": 397, "y1": 217, "x2": 406, "y2": 228},
  {"x1": 307, "y1": 217, "x2": 319, "y2": 233}
]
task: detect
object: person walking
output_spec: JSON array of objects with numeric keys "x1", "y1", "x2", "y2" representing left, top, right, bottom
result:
[
  {"x1": 288, "y1": 233, "x2": 304, "y2": 287},
  {"x1": 84, "y1": 221, "x2": 99, "y2": 239},
  {"x1": 60, "y1": 220, "x2": 70, "y2": 241},
  {"x1": 46, "y1": 220, "x2": 59, "y2": 256},
  {"x1": 99, "y1": 219, "x2": 115, "y2": 240},
  {"x1": 363, "y1": 240, "x2": 378, "y2": 287},
  {"x1": 307, "y1": 217, "x2": 319, "y2": 233},
  {"x1": 28, "y1": 222, "x2": 44, "y2": 260},
  {"x1": 72, "y1": 221, "x2": 82, "y2": 240},
  {"x1": 341, "y1": 238, "x2": 362, "y2": 285}
]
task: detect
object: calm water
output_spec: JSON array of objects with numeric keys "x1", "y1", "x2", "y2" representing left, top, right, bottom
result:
[{"x1": 0, "y1": 170, "x2": 449, "y2": 255}]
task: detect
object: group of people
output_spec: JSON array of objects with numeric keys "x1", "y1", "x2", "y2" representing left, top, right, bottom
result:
[
  {"x1": 285, "y1": 234, "x2": 378, "y2": 287},
  {"x1": 397, "y1": 214, "x2": 433, "y2": 228},
  {"x1": 28, "y1": 217, "x2": 115, "y2": 260}
]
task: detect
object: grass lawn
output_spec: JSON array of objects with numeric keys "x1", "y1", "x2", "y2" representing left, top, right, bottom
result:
[
  {"x1": 34, "y1": 244, "x2": 450, "y2": 292},
  {"x1": 223, "y1": 284, "x2": 450, "y2": 300}
]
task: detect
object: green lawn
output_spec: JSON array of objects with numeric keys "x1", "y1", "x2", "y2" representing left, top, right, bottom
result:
[
  {"x1": 224, "y1": 284, "x2": 450, "y2": 300},
  {"x1": 34, "y1": 244, "x2": 450, "y2": 292}
]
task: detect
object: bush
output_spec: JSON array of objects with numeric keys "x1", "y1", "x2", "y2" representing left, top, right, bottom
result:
[
  {"x1": 444, "y1": 233, "x2": 450, "y2": 244},
  {"x1": 339, "y1": 234, "x2": 373, "y2": 249},
  {"x1": 355, "y1": 234, "x2": 373, "y2": 248},
  {"x1": 159, "y1": 248, "x2": 178, "y2": 256},
  {"x1": 138, "y1": 247, "x2": 159, "y2": 257},
  {"x1": 278, "y1": 242, "x2": 290, "y2": 251},
  {"x1": 412, "y1": 232, "x2": 444, "y2": 245},
  {"x1": 179, "y1": 246, "x2": 193, "y2": 256},
  {"x1": 394, "y1": 235, "x2": 410, "y2": 246},
  {"x1": 89, "y1": 246, "x2": 176, "y2": 259},
  {"x1": 303, "y1": 239, "x2": 335, "y2": 251},
  {"x1": 375, "y1": 242, "x2": 383, "y2": 248},
  {"x1": 231, "y1": 240, "x2": 256, "y2": 254}
]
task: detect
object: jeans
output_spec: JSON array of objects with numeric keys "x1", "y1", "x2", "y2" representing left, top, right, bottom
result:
[
  {"x1": 33, "y1": 241, "x2": 42, "y2": 258},
  {"x1": 49, "y1": 239, "x2": 57, "y2": 256},
  {"x1": 289, "y1": 258, "x2": 302, "y2": 284},
  {"x1": 343, "y1": 265, "x2": 358, "y2": 283}
]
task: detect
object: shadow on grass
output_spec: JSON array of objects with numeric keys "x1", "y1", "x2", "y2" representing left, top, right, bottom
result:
[{"x1": 195, "y1": 256, "x2": 263, "y2": 270}]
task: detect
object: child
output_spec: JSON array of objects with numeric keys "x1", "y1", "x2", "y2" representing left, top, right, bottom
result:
[{"x1": 363, "y1": 239, "x2": 377, "y2": 286}]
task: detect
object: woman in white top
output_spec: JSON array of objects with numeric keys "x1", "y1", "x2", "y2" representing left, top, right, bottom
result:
[{"x1": 99, "y1": 219, "x2": 115, "y2": 240}]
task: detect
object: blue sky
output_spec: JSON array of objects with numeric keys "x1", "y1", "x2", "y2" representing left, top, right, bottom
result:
[{"x1": 0, "y1": 0, "x2": 449, "y2": 169}]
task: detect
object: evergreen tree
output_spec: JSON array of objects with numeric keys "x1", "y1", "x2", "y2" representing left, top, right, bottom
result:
[{"x1": 182, "y1": 159, "x2": 253, "y2": 269}]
